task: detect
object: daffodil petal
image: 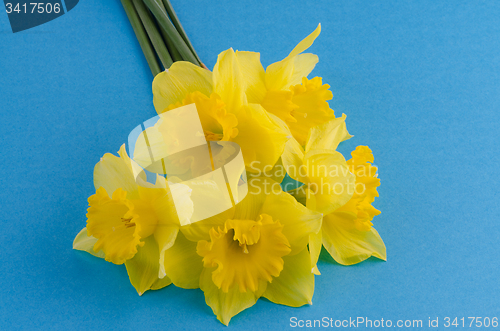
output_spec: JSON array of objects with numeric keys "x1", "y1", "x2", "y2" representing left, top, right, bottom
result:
[
  {"x1": 124, "y1": 235, "x2": 163, "y2": 296},
  {"x1": 162, "y1": 231, "x2": 203, "y2": 289},
  {"x1": 93, "y1": 146, "x2": 139, "y2": 200},
  {"x1": 262, "y1": 249, "x2": 314, "y2": 307},
  {"x1": 152, "y1": 61, "x2": 213, "y2": 114},
  {"x1": 139, "y1": 185, "x2": 183, "y2": 272},
  {"x1": 200, "y1": 268, "x2": 267, "y2": 326},
  {"x1": 288, "y1": 53, "x2": 319, "y2": 86},
  {"x1": 304, "y1": 150, "x2": 355, "y2": 214},
  {"x1": 117, "y1": 144, "x2": 146, "y2": 189},
  {"x1": 265, "y1": 57, "x2": 294, "y2": 91},
  {"x1": 309, "y1": 230, "x2": 322, "y2": 275},
  {"x1": 264, "y1": 53, "x2": 318, "y2": 92},
  {"x1": 305, "y1": 114, "x2": 352, "y2": 153},
  {"x1": 180, "y1": 207, "x2": 234, "y2": 242},
  {"x1": 260, "y1": 187, "x2": 322, "y2": 255},
  {"x1": 281, "y1": 136, "x2": 307, "y2": 183},
  {"x1": 269, "y1": 111, "x2": 307, "y2": 184},
  {"x1": 132, "y1": 125, "x2": 168, "y2": 173},
  {"x1": 232, "y1": 177, "x2": 270, "y2": 221},
  {"x1": 233, "y1": 104, "x2": 288, "y2": 173},
  {"x1": 154, "y1": 224, "x2": 179, "y2": 279},
  {"x1": 266, "y1": 157, "x2": 287, "y2": 183},
  {"x1": 235, "y1": 51, "x2": 267, "y2": 103},
  {"x1": 213, "y1": 48, "x2": 247, "y2": 111},
  {"x1": 150, "y1": 275, "x2": 172, "y2": 290},
  {"x1": 72, "y1": 227, "x2": 105, "y2": 259},
  {"x1": 264, "y1": 24, "x2": 321, "y2": 91},
  {"x1": 176, "y1": 176, "x2": 236, "y2": 242},
  {"x1": 288, "y1": 24, "x2": 322, "y2": 58},
  {"x1": 322, "y1": 213, "x2": 387, "y2": 265}
]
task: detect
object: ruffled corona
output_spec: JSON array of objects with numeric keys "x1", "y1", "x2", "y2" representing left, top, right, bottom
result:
[
  {"x1": 166, "y1": 91, "x2": 238, "y2": 141},
  {"x1": 347, "y1": 145, "x2": 380, "y2": 204},
  {"x1": 86, "y1": 187, "x2": 144, "y2": 265},
  {"x1": 288, "y1": 77, "x2": 335, "y2": 145},
  {"x1": 335, "y1": 146, "x2": 381, "y2": 231},
  {"x1": 197, "y1": 214, "x2": 291, "y2": 293},
  {"x1": 321, "y1": 146, "x2": 386, "y2": 265},
  {"x1": 260, "y1": 90, "x2": 298, "y2": 123},
  {"x1": 327, "y1": 146, "x2": 381, "y2": 231}
]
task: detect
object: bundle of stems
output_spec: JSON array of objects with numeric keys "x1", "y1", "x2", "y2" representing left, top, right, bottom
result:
[{"x1": 120, "y1": 0, "x2": 205, "y2": 77}]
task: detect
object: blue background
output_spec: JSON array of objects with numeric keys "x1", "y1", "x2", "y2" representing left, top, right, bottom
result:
[{"x1": 1, "y1": 0, "x2": 499, "y2": 329}]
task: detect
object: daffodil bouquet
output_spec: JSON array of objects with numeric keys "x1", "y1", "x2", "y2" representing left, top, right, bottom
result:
[{"x1": 73, "y1": 3, "x2": 386, "y2": 325}]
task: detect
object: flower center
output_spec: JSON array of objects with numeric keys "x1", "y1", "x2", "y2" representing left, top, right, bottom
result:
[
  {"x1": 121, "y1": 217, "x2": 136, "y2": 228},
  {"x1": 197, "y1": 214, "x2": 291, "y2": 293},
  {"x1": 86, "y1": 187, "x2": 143, "y2": 265},
  {"x1": 167, "y1": 91, "x2": 238, "y2": 142},
  {"x1": 204, "y1": 131, "x2": 224, "y2": 141}
]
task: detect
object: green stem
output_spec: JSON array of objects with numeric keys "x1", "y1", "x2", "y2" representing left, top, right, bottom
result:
[
  {"x1": 132, "y1": 0, "x2": 173, "y2": 69},
  {"x1": 160, "y1": 0, "x2": 203, "y2": 66},
  {"x1": 154, "y1": 0, "x2": 183, "y2": 62},
  {"x1": 142, "y1": 0, "x2": 199, "y2": 65},
  {"x1": 120, "y1": 0, "x2": 161, "y2": 76},
  {"x1": 159, "y1": 26, "x2": 183, "y2": 62}
]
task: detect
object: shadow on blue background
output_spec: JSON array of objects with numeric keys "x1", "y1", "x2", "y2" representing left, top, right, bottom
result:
[{"x1": 0, "y1": 0, "x2": 499, "y2": 329}]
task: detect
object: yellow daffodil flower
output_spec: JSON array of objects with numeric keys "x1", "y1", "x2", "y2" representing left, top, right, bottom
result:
[
  {"x1": 73, "y1": 144, "x2": 195, "y2": 295},
  {"x1": 73, "y1": 21, "x2": 387, "y2": 325},
  {"x1": 319, "y1": 145, "x2": 386, "y2": 265},
  {"x1": 161, "y1": 177, "x2": 322, "y2": 325},
  {"x1": 235, "y1": 24, "x2": 335, "y2": 146},
  {"x1": 152, "y1": 49, "x2": 288, "y2": 174},
  {"x1": 281, "y1": 115, "x2": 355, "y2": 272},
  {"x1": 282, "y1": 115, "x2": 355, "y2": 215},
  {"x1": 282, "y1": 115, "x2": 386, "y2": 268}
]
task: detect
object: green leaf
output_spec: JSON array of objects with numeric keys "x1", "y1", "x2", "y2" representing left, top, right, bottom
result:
[
  {"x1": 142, "y1": 0, "x2": 199, "y2": 65},
  {"x1": 153, "y1": 0, "x2": 183, "y2": 62},
  {"x1": 160, "y1": 0, "x2": 202, "y2": 65},
  {"x1": 120, "y1": 0, "x2": 161, "y2": 76},
  {"x1": 132, "y1": 0, "x2": 173, "y2": 69}
]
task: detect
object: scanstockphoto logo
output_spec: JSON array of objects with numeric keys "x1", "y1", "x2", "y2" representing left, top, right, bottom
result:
[
  {"x1": 4, "y1": 0, "x2": 79, "y2": 33},
  {"x1": 128, "y1": 104, "x2": 248, "y2": 226}
]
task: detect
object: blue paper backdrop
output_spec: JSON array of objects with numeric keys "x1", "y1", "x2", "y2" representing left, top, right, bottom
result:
[{"x1": 1, "y1": 0, "x2": 499, "y2": 329}]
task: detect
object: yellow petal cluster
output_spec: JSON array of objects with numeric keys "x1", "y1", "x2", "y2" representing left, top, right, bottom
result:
[
  {"x1": 74, "y1": 145, "x2": 191, "y2": 295},
  {"x1": 319, "y1": 146, "x2": 386, "y2": 265},
  {"x1": 282, "y1": 114, "x2": 355, "y2": 215},
  {"x1": 73, "y1": 24, "x2": 387, "y2": 326}
]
